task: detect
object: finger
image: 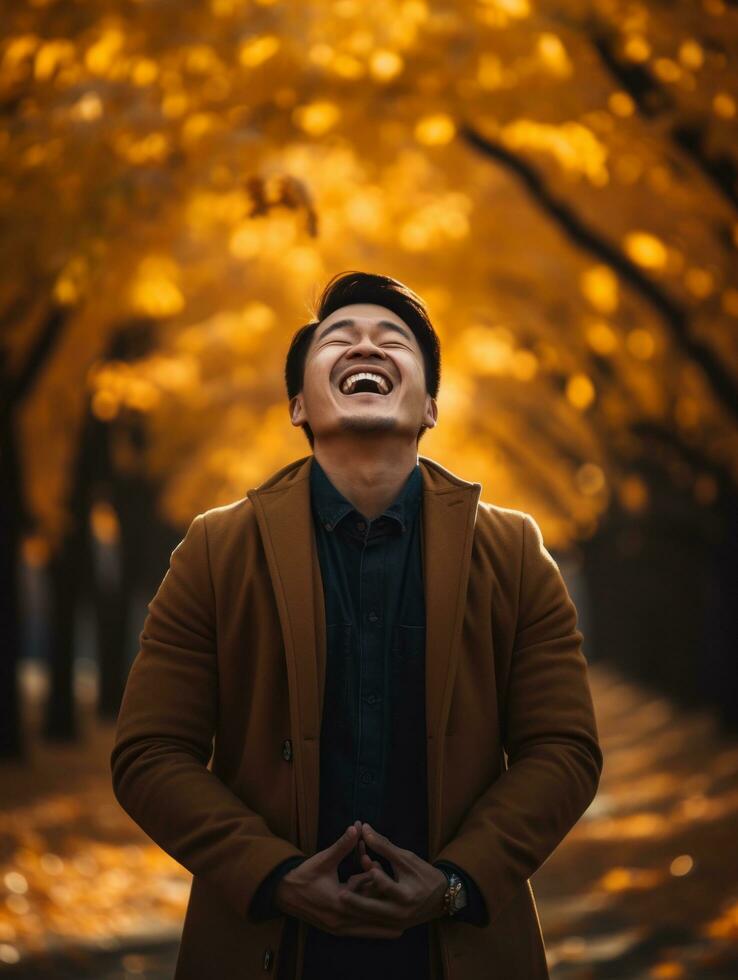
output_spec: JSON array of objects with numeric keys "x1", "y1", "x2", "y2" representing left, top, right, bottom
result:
[
  {"x1": 359, "y1": 852, "x2": 381, "y2": 873},
  {"x1": 323, "y1": 824, "x2": 359, "y2": 865},
  {"x1": 344, "y1": 871, "x2": 375, "y2": 893},
  {"x1": 358, "y1": 840, "x2": 375, "y2": 872},
  {"x1": 343, "y1": 867, "x2": 398, "y2": 903},
  {"x1": 345, "y1": 859, "x2": 391, "y2": 889},
  {"x1": 339, "y1": 885, "x2": 402, "y2": 922},
  {"x1": 361, "y1": 823, "x2": 408, "y2": 868}
]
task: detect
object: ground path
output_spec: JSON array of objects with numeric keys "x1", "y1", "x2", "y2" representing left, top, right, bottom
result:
[{"x1": 1, "y1": 662, "x2": 736, "y2": 979}]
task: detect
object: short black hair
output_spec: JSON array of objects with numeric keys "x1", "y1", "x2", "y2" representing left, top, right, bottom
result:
[{"x1": 285, "y1": 271, "x2": 441, "y2": 448}]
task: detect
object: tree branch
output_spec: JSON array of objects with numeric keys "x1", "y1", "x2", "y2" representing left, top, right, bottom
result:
[{"x1": 458, "y1": 123, "x2": 738, "y2": 425}]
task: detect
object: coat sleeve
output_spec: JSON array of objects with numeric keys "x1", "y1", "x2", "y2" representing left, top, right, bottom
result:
[
  {"x1": 433, "y1": 860, "x2": 487, "y2": 926},
  {"x1": 249, "y1": 856, "x2": 309, "y2": 922},
  {"x1": 433, "y1": 512, "x2": 603, "y2": 927},
  {"x1": 110, "y1": 513, "x2": 306, "y2": 921}
]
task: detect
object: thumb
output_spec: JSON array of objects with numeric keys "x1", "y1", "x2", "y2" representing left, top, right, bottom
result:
[
  {"x1": 323, "y1": 824, "x2": 360, "y2": 865},
  {"x1": 361, "y1": 823, "x2": 406, "y2": 868}
]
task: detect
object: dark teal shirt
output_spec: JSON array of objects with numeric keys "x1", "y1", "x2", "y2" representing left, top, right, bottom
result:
[{"x1": 250, "y1": 456, "x2": 486, "y2": 976}]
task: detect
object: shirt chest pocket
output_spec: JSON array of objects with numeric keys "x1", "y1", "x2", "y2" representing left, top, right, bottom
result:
[{"x1": 391, "y1": 623, "x2": 426, "y2": 660}]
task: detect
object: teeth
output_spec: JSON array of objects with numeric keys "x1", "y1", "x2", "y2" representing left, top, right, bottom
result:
[{"x1": 340, "y1": 371, "x2": 391, "y2": 395}]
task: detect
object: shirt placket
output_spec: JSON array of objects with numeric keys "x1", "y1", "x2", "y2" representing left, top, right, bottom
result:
[{"x1": 352, "y1": 520, "x2": 386, "y2": 827}]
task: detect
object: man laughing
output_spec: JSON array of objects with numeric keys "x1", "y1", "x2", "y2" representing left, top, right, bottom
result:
[{"x1": 111, "y1": 271, "x2": 603, "y2": 980}]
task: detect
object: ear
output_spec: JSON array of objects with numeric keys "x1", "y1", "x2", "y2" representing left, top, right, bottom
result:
[
  {"x1": 424, "y1": 395, "x2": 438, "y2": 429},
  {"x1": 289, "y1": 395, "x2": 307, "y2": 427}
]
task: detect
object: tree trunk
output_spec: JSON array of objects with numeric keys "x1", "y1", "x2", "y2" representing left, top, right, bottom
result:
[{"x1": 0, "y1": 414, "x2": 26, "y2": 759}]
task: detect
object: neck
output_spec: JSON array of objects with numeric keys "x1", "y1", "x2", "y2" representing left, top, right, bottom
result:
[{"x1": 313, "y1": 439, "x2": 419, "y2": 522}]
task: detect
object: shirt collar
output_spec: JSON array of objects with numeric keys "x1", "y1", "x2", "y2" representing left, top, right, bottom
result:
[{"x1": 310, "y1": 455, "x2": 422, "y2": 533}]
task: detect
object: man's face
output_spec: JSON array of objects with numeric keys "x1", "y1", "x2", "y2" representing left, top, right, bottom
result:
[{"x1": 289, "y1": 303, "x2": 437, "y2": 445}]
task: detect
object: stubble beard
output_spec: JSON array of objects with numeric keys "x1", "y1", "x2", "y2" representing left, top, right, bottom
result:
[{"x1": 339, "y1": 415, "x2": 398, "y2": 434}]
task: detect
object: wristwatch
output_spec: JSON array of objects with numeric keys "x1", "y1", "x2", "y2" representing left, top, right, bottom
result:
[{"x1": 440, "y1": 870, "x2": 468, "y2": 917}]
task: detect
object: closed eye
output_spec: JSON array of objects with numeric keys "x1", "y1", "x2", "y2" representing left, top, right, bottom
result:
[{"x1": 321, "y1": 335, "x2": 408, "y2": 347}]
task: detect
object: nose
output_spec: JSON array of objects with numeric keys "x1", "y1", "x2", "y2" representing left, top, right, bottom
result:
[{"x1": 345, "y1": 335, "x2": 388, "y2": 358}]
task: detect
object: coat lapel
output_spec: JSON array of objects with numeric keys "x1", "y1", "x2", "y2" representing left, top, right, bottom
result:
[
  {"x1": 247, "y1": 456, "x2": 322, "y2": 855},
  {"x1": 419, "y1": 457, "x2": 482, "y2": 856},
  {"x1": 248, "y1": 454, "x2": 481, "y2": 859}
]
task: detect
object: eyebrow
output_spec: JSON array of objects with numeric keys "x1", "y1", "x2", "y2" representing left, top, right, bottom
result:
[{"x1": 315, "y1": 317, "x2": 413, "y2": 344}]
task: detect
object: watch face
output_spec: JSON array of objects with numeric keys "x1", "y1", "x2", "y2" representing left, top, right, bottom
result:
[
  {"x1": 454, "y1": 887, "x2": 467, "y2": 910},
  {"x1": 448, "y1": 875, "x2": 467, "y2": 911}
]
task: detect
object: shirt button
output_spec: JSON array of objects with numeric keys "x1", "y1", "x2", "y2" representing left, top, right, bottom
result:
[
  {"x1": 368, "y1": 611, "x2": 379, "y2": 623},
  {"x1": 364, "y1": 693, "x2": 380, "y2": 705},
  {"x1": 360, "y1": 769, "x2": 373, "y2": 784},
  {"x1": 281, "y1": 738, "x2": 293, "y2": 762},
  {"x1": 356, "y1": 520, "x2": 366, "y2": 531}
]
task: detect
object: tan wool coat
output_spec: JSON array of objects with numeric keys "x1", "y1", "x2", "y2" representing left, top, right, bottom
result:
[{"x1": 110, "y1": 453, "x2": 603, "y2": 980}]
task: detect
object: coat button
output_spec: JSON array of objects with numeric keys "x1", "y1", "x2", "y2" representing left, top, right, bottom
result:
[
  {"x1": 263, "y1": 948, "x2": 273, "y2": 970},
  {"x1": 281, "y1": 738, "x2": 293, "y2": 762}
]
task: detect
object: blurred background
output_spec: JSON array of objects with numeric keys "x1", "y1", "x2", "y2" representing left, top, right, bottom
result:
[{"x1": 2, "y1": 0, "x2": 738, "y2": 976}]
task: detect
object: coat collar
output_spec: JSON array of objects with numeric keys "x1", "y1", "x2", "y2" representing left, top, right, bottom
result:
[{"x1": 246, "y1": 454, "x2": 482, "y2": 857}]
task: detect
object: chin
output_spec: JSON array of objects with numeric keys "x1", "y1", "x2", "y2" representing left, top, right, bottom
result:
[{"x1": 338, "y1": 416, "x2": 399, "y2": 433}]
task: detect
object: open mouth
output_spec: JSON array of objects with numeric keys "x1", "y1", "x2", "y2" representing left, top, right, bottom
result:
[{"x1": 338, "y1": 371, "x2": 393, "y2": 396}]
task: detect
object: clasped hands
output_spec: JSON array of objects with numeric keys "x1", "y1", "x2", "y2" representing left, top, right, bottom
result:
[{"x1": 274, "y1": 819, "x2": 448, "y2": 939}]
